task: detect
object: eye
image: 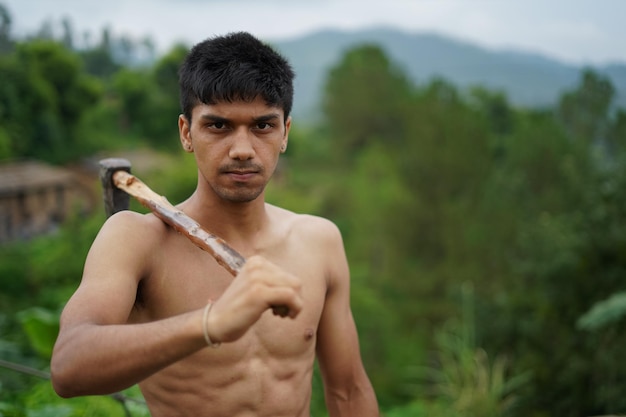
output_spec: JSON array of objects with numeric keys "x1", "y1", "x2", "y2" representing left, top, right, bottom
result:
[
  {"x1": 210, "y1": 121, "x2": 226, "y2": 129},
  {"x1": 256, "y1": 122, "x2": 272, "y2": 130}
]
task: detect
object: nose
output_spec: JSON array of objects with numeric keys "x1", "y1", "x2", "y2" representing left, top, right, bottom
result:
[{"x1": 228, "y1": 128, "x2": 255, "y2": 160}]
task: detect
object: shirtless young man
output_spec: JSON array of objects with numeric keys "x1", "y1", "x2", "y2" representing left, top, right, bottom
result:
[{"x1": 50, "y1": 32, "x2": 379, "y2": 417}]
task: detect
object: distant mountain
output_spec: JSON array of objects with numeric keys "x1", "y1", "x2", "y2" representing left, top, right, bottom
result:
[{"x1": 271, "y1": 27, "x2": 626, "y2": 123}]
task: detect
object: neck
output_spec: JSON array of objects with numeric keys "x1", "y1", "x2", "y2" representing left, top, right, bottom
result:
[{"x1": 178, "y1": 188, "x2": 269, "y2": 251}]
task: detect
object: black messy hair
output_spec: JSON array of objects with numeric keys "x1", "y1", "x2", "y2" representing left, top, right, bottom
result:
[{"x1": 179, "y1": 32, "x2": 295, "y2": 123}]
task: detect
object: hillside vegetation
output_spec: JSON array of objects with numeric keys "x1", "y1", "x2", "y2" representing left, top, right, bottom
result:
[{"x1": 274, "y1": 27, "x2": 626, "y2": 120}]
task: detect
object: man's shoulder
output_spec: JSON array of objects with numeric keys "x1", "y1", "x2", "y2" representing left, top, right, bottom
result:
[
  {"x1": 268, "y1": 204, "x2": 342, "y2": 242},
  {"x1": 98, "y1": 210, "x2": 170, "y2": 248},
  {"x1": 103, "y1": 209, "x2": 165, "y2": 229}
]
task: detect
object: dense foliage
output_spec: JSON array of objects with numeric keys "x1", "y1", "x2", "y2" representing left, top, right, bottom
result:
[{"x1": 1, "y1": 4, "x2": 626, "y2": 416}]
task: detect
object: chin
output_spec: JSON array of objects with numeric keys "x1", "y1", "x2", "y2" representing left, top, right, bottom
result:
[{"x1": 217, "y1": 188, "x2": 265, "y2": 203}]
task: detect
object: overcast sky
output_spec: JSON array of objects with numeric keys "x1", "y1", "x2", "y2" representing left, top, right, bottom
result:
[{"x1": 3, "y1": 0, "x2": 625, "y2": 65}]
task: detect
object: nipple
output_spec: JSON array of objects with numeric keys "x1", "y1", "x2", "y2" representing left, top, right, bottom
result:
[{"x1": 304, "y1": 328, "x2": 315, "y2": 341}]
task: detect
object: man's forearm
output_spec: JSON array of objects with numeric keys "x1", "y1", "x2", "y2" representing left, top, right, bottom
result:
[
  {"x1": 51, "y1": 310, "x2": 204, "y2": 397},
  {"x1": 325, "y1": 383, "x2": 380, "y2": 417}
]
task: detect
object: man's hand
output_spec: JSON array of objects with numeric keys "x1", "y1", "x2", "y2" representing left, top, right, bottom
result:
[{"x1": 205, "y1": 255, "x2": 303, "y2": 343}]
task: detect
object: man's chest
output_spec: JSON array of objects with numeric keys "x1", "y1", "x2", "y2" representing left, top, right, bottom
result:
[{"x1": 132, "y1": 235, "x2": 327, "y2": 347}]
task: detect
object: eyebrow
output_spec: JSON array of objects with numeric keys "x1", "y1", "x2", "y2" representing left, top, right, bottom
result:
[
  {"x1": 253, "y1": 113, "x2": 281, "y2": 123},
  {"x1": 198, "y1": 113, "x2": 281, "y2": 124},
  {"x1": 199, "y1": 114, "x2": 228, "y2": 124}
]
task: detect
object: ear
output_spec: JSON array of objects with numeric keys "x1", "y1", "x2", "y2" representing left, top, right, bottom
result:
[
  {"x1": 280, "y1": 116, "x2": 291, "y2": 153},
  {"x1": 179, "y1": 114, "x2": 193, "y2": 153}
]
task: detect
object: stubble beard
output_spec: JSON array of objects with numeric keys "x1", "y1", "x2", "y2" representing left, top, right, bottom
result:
[
  {"x1": 214, "y1": 186, "x2": 264, "y2": 203},
  {"x1": 213, "y1": 161, "x2": 269, "y2": 203},
  {"x1": 212, "y1": 182, "x2": 266, "y2": 203}
]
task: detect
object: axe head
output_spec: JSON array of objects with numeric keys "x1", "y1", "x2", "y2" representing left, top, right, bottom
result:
[{"x1": 99, "y1": 158, "x2": 132, "y2": 218}]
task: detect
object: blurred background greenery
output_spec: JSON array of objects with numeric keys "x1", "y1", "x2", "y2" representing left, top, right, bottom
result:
[{"x1": 1, "y1": 2, "x2": 626, "y2": 416}]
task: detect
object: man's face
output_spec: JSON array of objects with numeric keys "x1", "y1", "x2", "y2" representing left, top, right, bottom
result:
[{"x1": 179, "y1": 97, "x2": 290, "y2": 203}]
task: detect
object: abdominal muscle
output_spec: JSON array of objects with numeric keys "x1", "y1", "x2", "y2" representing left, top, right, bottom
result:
[{"x1": 138, "y1": 316, "x2": 317, "y2": 417}]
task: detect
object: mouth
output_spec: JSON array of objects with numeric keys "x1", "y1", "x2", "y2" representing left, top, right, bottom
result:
[
  {"x1": 220, "y1": 163, "x2": 263, "y2": 182},
  {"x1": 224, "y1": 169, "x2": 260, "y2": 182}
]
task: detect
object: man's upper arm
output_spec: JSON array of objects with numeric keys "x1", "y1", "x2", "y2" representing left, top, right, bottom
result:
[
  {"x1": 314, "y1": 220, "x2": 379, "y2": 416},
  {"x1": 60, "y1": 211, "x2": 152, "y2": 328},
  {"x1": 315, "y1": 221, "x2": 368, "y2": 387}
]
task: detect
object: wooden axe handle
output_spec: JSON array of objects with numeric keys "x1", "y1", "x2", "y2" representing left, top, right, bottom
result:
[{"x1": 112, "y1": 170, "x2": 246, "y2": 276}]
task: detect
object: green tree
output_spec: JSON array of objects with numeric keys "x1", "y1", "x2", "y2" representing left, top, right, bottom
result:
[
  {"x1": 79, "y1": 45, "x2": 121, "y2": 79},
  {"x1": 479, "y1": 71, "x2": 626, "y2": 416},
  {"x1": 0, "y1": 2, "x2": 14, "y2": 53},
  {"x1": 0, "y1": 40, "x2": 102, "y2": 162},
  {"x1": 606, "y1": 108, "x2": 626, "y2": 157},
  {"x1": 557, "y1": 68, "x2": 615, "y2": 147},
  {"x1": 111, "y1": 66, "x2": 154, "y2": 133},
  {"x1": 147, "y1": 43, "x2": 189, "y2": 147},
  {"x1": 109, "y1": 43, "x2": 187, "y2": 149},
  {"x1": 321, "y1": 44, "x2": 414, "y2": 162}
]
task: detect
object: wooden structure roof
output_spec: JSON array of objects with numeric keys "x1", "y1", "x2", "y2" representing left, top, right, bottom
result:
[{"x1": 0, "y1": 160, "x2": 75, "y2": 196}]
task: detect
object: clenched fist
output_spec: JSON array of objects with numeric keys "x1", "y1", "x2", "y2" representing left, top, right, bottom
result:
[{"x1": 204, "y1": 255, "x2": 304, "y2": 344}]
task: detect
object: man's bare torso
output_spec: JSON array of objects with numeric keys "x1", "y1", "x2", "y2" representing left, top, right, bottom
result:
[{"x1": 127, "y1": 204, "x2": 329, "y2": 417}]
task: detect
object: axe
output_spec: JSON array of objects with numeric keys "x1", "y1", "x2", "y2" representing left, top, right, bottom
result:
[
  {"x1": 98, "y1": 158, "x2": 290, "y2": 316},
  {"x1": 99, "y1": 158, "x2": 245, "y2": 276}
]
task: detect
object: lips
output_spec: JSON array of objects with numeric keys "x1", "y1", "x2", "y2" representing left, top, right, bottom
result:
[
  {"x1": 224, "y1": 169, "x2": 260, "y2": 182},
  {"x1": 219, "y1": 162, "x2": 263, "y2": 183},
  {"x1": 221, "y1": 162, "x2": 261, "y2": 175},
  {"x1": 229, "y1": 170, "x2": 257, "y2": 175},
  {"x1": 230, "y1": 172, "x2": 255, "y2": 179}
]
